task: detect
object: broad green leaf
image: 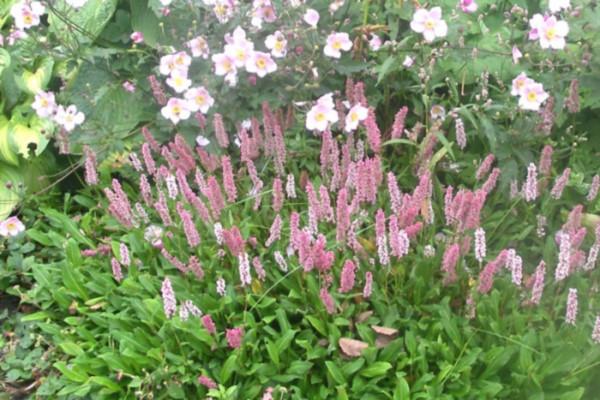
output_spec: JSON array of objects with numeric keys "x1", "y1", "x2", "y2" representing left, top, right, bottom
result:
[
  {"x1": 48, "y1": 0, "x2": 118, "y2": 47},
  {"x1": 0, "y1": 162, "x2": 23, "y2": 220},
  {"x1": 325, "y1": 361, "x2": 346, "y2": 385},
  {"x1": 0, "y1": 118, "x2": 19, "y2": 166},
  {"x1": 0, "y1": 49, "x2": 10, "y2": 77},
  {"x1": 9, "y1": 122, "x2": 49, "y2": 159},
  {"x1": 360, "y1": 362, "x2": 392, "y2": 378}
]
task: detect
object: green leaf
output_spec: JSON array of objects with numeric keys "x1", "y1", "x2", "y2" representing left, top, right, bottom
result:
[
  {"x1": 0, "y1": 162, "x2": 23, "y2": 220},
  {"x1": 393, "y1": 375, "x2": 410, "y2": 399},
  {"x1": 48, "y1": 0, "x2": 118, "y2": 47},
  {"x1": 360, "y1": 362, "x2": 392, "y2": 378},
  {"x1": 220, "y1": 354, "x2": 238, "y2": 384},
  {"x1": 42, "y1": 207, "x2": 94, "y2": 246},
  {"x1": 59, "y1": 341, "x2": 85, "y2": 356},
  {"x1": 0, "y1": 117, "x2": 19, "y2": 166},
  {"x1": 54, "y1": 361, "x2": 89, "y2": 383},
  {"x1": 383, "y1": 138, "x2": 418, "y2": 147},
  {"x1": 325, "y1": 361, "x2": 346, "y2": 385},
  {"x1": 88, "y1": 376, "x2": 121, "y2": 393},
  {"x1": 21, "y1": 311, "x2": 51, "y2": 322},
  {"x1": 306, "y1": 315, "x2": 328, "y2": 336},
  {"x1": 63, "y1": 240, "x2": 89, "y2": 300},
  {"x1": 130, "y1": 0, "x2": 161, "y2": 47},
  {"x1": 0, "y1": 49, "x2": 10, "y2": 77}
]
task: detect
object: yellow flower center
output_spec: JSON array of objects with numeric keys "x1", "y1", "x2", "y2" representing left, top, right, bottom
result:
[
  {"x1": 545, "y1": 27, "x2": 556, "y2": 40},
  {"x1": 172, "y1": 105, "x2": 181, "y2": 115},
  {"x1": 24, "y1": 15, "x2": 33, "y2": 25},
  {"x1": 235, "y1": 49, "x2": 246, "y2": 61},
  {"x1": 274, "y1": 41, "x2": 284, "y2": 51},
  {"x1": 350, "y1": 112, "x2": 359, "y2": 122},
  {"x1": 332, "y1": 40, "x2": 342, "y2": 50},
  {"x1": 315, "y1": 112, "x2": 326, "y2": 122},
  {"x1": 256, "y1": 58, "x2": 267, "y2": 69},
  {"x1": 6, "y1": 223, "x2": 16, "y2": 231},
  {"x1": 425, "y1": 19, "x2": 435, "y2": 30},
  {"x1": 527, "y1": 91, "x2": 537, "y2": 102},
  {"x1": 196, "y1": 95, "x2": 205, "y2": 105}
]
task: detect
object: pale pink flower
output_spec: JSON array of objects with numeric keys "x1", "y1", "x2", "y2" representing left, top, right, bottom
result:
[
  {"x1": 32, "y1": 91, "x2": 57, "y2": 118},
  {"x1": 187, "y1": 36, "x2": 210, "y2": 58},
  {"x1": 324, "y1": 32, "x2": 353, "y2": 59},
  {"x1": 159, "y1": 52, "x2": 191, "y2": 76},
  {"x1": 54, "y1": 105, "x2": 85, "y2": 132},
  {"x1": 130, "y1": 31, "x2": 144, "y2": 44},
  {"x1": 459, "y1": 0, "x2": 477, "y2": 13},
  {"x1": 306, "y1": 94, "x2": 338, "y2": 132},
  {"x1": 402, "y1": 55, "x2": 414, "y2": 68},
  {"x1": 166, "y1": 69, "x2": 192, "y2": 93},
  {"x1": 511, "y1": 72, "x2": 534, "y2": 96},
  {"x1": 122, "y1": 81, "x2": 136, "y2": 93},
  {"x1": 410, "y1": 7, "x2": 448, "y2": 43},
  {"x1": 246, "y1": 51, "x2": 277, "y2": 77},
  {"x1": 368, "y1": 34, "x2": 382, "y2": 51},
  {"x1": 303, "y1": 9, "x2": 320, "y2": 27},
  {"x1": 529, "y1": 14, "x2": 569, "y2": 49},
  {"x1": 265, "y1": 31, "x2": 287, "y2": 58},
  {"x1": 0, "y1": 216, "x2": 25, "y2": 237},
  {"x1": 512, "y1": 46, "x2": 523, "y2": 64},
  {"x1": 549, "y1": 0, "x2": 570, "y2": 14},
  {"x1": 161, "y1": 98, "x2": 191, "y2": 124},
  {"x1": 224, "y1": 27, "x2": 254, "y2": 67},
  {"x1": 430, "y1": 104, "x2": 446, "y2": 120},
  {"x1": 11, "y1": 1, "x2": 45, "y2": 30},
  {"x1": 344, "y1": 104, "x2": 368, "y2": 132},
  {"x1": 195, "y1": 135, "x2": 210, "y2": 148},
  {"x1": 212, "y1": 53, "x2": 237, "y2": 79},
  {"x1": 518, "y1": 82, "x2": 549, "y2": 111},
  {"x1": 184, "y1": 87, "x2": 214, "y2": 114}
]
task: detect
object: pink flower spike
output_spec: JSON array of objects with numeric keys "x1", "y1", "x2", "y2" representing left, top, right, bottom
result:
[
  {"x1": 161, "y1": 277, "x2": 176, "y2": 319},
  {"x1": 226, "y1": 327, "x2": 244, "y2": 349},
  {"x1": 339, "y1": 260, "x2": 357, "y2": 293},
  {"x1": 565, "y1": 288, "x2": 578, "y2": 325}
]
